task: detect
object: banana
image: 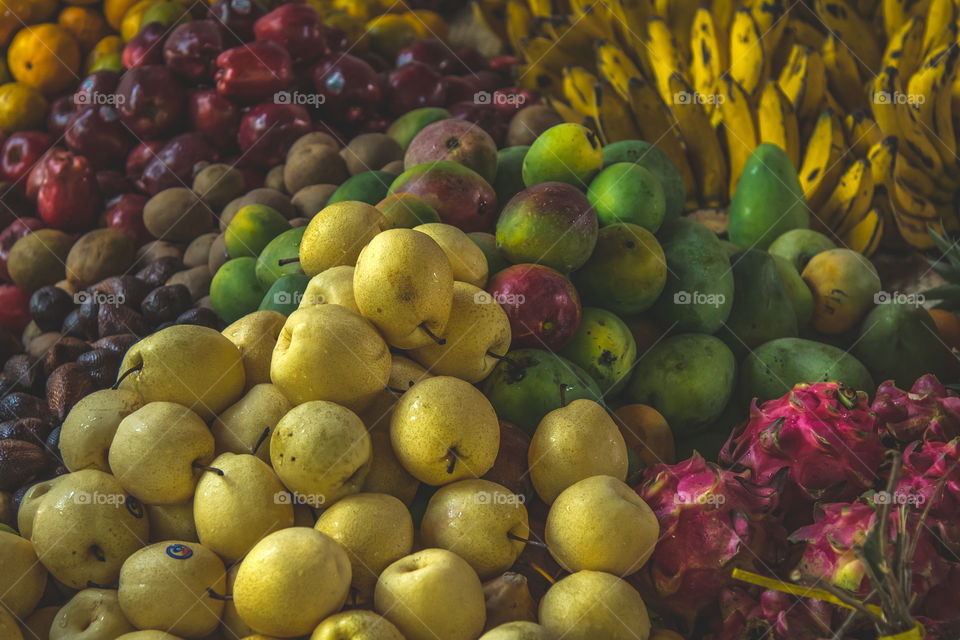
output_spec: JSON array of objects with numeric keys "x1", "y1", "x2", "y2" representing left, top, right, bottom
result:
[
  {"x1": 473, "y1": 1, "x2": 509, "y2": 44},
  {"x1": 562, "y1": 66, "x2": 599, "y2": 117},
  {"x1": 550, "y1": 15, "x2": 604, "y2": 57},
  {"x1": 527, "y1": 0, "x2": 553, "y2": 20},
  {"x1": 729, "y1": 9, "x2": 765, "y2": 97},
  {"x1": 716, "y1": 74, "x2": 758, "y2": 195},
  {"x1": 777, "y1": 44, "x2": 826, "y2": 120},
  {"x1": 923, "y1": 0, "x2": 955, "y2": 55},
  {"x1": 543, "y1": 96, "x2": 584, "y2": 124},
  {"x1": 504, "y1": 1, "x2": 532, "y2": 54},
  {"x1": 799, "y1": 110, "x2": 846, "y2": 211},
  {"x1": 657, "y1": 0, "x2": 699, "y2": 52},
  {"x1": 890, "y1": 176, "x2": 943, "y2": 247},
  {"x1": 894, "y1": 148, "x2": 956, "y2": 201},
  {"x1": 844, "y1": 110, "x2": 884, "y2": 157},
  {"x1": 607, "y1": 0, "x2": 652, "y2": 63},
  {"x1": 813, "y1": 0, "x2": 882, "y2": 75},
  {"x1": 646, "y1": 16, "x2": 690, "y2": 105},
  {"x1": 748, "y1": 0, "x2": 788, "y2": 63},
  {"x1": 867, "y1": 136, "x2": 904, "y2": 247},
  {"x1": 596, "y1": 40, "x2": 643, "y2": 103},
  {"x1": 881, "y1": 16, "x2": 926, "y2": 80},
  {"x1": 883, "y1": 0, "x2": 931, "y2": 38},
  {"x1": 690, "y1": 8, "x2": 727, "y2": 116},
  {"x1": 519, "y1": 36, "x2": 578, "y2": 75},
  {"x1": 917, "y1": 45, "x2": 960, "y2": 174},
  {"x1": 841, "y1": 207, "x2": 884, "y2": 255},
  {"x1": 870, "y1": 66, "x2": 942, "y2": 174},
  {"x1": 667, "y1": 73, "x2": 729, "y2": 206},
  {"x1": 712, "y1": 0, "x2": 736, "y2": 33},
  {"x1": 593, "y1": 81, "x2": 641, "y2": 144},
  {"x1": 786, "y1": 18, "x2": 826, "y2": 50},
  {"x1": 758, "y1": 80, "x2": 801, "y2": 169},
  {"x1": 822, "y1": 34, "x2": 867, "y2": 113},
  {"x1": 568, "y1": 0, "x2": 617, "y2": 40},
  {"x1": 817, "y1": 158, "x2": 874, "y2": 236}
]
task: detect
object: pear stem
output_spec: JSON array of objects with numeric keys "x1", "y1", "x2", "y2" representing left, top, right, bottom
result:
[
  {"x1": 559, "y1": 383, "x2": 569, "y2": 408},
  {"x1": 507, "y1": 532, "x2": 547, "y2": 549},
  {"x1": 206, "y1": 588, "x2": 233, "y2": 601},
  {"x1": 446, "y1": 447, "x2": 459, "y2": 474},
  {"x1": 277, "y1": 257, "x2": 300, "y2": 266},
  {"x1": 420, "y1": 323, "x2": 446, "y2": 345},
  {"x1": 193, "y1": 461, "x2": 224, "y2": 476},
  {"x1": 87, "y1": 581, "x2": 116, "y2": 589},
  {"x1": 251, "y1": 428, "x2": 270, "y2": 456},
  {"x1": 112, "y1": 361, "x2": 144, "y2": 390},
  {"x1": 386, "y1": 385, "x2": 408, "y2": 394},
  {"x1": 486, "y1": 350, "x2": 512, "y2": 365}
]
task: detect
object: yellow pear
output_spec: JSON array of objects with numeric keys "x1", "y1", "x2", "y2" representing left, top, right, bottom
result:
[
  {"x1": 539, "y1": 570, "x2": 651, "y2": 640},
  {"x1": 390, "y1": 376, "x2": 500, "y2": 485},
  {"x1": 31, "y1": 470, "x2": 149, "y2": 589},
  {"x1": 17, "y1": 476, "x2": 65, "y2": 539},
  {"x1": 108, "y1": 402, "x2": 215, "y2": 505},
  {"x1": 118, "y1": 541, "x2": 225, "y2": 638},
  {"x1": 315, "y1": 492, "x2": 414, "y2": 600},
  {"x1": 50, "y1": 588, "x2": 135, "y2": 640},
  {"x1": 359, "y1": 354, "x2": 433, "y2": 427},
  {"x1": 353, "y1": 228, "x2": 454, "y2": 349},
  {"x1": 234, "y1": 527, "x2": 352, "y2": 637},
  {"x1": 0, "y1": 529, "x2": 47, "y2": 618},
  {"x1": 116, "y1": 325, "x2": 245, "y2": 420},
  {"x1": 421, "y1": 479, "x2": 528, "y2": 579},
  {"x1": 479, "y1": 622, "x2": 552, "y2": 640},
  {"x1": 409, "y1": 281, "x2": 511, "y2": 383},
  {"x1": 528, "y1": 399, "x2": 628, "y2": 504},
  {"x1": 60, "y1": 389, "x2": 144, "y2": 472},
  {"x1": 270, "y1": 304, "x2": 391, "y2": 412},
  {"x1": 545, "y1": 475, "x2": 659, "y2": 576},
  {"x1": 299, "y1": 201, "x2": 388, "y2": 276},
  {"x1": 310, "y1": 610, "x2": 405, "y2": 640},
  {"x1": 299, "y1": 265, "x2": 360, "y2": 314},
  {"x1": 194, "y1": 452, "x2": 295, "y2": 562},
  {"x1": 211, "y1": 383, "x2": 292, "y2": 465},
  {"x1": 222, "y1": 310, "x2": 286, "y2": 392},
  {"x1": 271, "y1": 401, "x2": 371, "y2": 505},
  {"x1": 115, "y1": 632, "x2": 183, "y2": 640},
  {"x1": 220, "y1": 564, "x2": 256, "y2": 640},
  {"x1": 0, "y1": 606, "x2": 22, "y2": 640},
  {"x1": 147, "y1": 501, "x2": 197, "y2": 543},
  {"x1": 375, "y1": 548, "x2": 486, "y2": 640},
  {"x1": 414, "y1": 223, "x2": 488, "y2": 287},
  {"x1": 361, "y1": 423, "x2": 419, "y2": 505}
]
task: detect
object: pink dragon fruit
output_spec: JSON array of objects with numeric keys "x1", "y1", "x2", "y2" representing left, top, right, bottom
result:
[
  {"x1": 706, "y1": 586, "x2": 841, "y2": 640},
  {"x1": 872, "y1": 374, "x2": 960, "y2": 443},
  {"x1": 636, "y1": 453, "x2": 787, "y2": 625},
  {"x1": 788, "y1": 502, "x2": 949, "y2": 603},
  {"x1": 720, "y1": 382, "x2": 885, "y2": 525},
  {"x1": 896, "y1": 437, "x2": 960, "y2": 555}
]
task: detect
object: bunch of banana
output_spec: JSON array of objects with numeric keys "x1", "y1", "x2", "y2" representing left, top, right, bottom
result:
[{"x1": 473, "y1": 0, "x2": 960, "y2": 253}]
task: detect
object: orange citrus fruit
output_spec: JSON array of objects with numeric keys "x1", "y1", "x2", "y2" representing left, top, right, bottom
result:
[
  {"x1": 7, "y1": 23, "x2": 81, "y2": 96},
  {"x1": 58, "y1": 7, "x2": 110, "y2": 54},
  {"x1": 105, "y1": 0, "x2": 142, "y2": 31},
  {"x1": 85, "y1": 35, "x2": 124, "y2": 74},
  {"x1": 0, "y1": 82, "x2": 49, "y2": 131},
  {"x1": 0, "y1": 0, "x2": 33, "y2": 47}
]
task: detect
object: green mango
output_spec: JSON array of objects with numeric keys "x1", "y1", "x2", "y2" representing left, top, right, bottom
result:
[
  {"x1": 624, "y1": 333, "x2": 737, "y2": 437},
  {"x1": 259, "y1": 273, "x2": 311, "y2": 316},
  {"x1": 375, "y1": 193, "x2": 441, "y2": 229},
  {"x1": 572, "y1": 223, "x2": 667, "y2": 315},
  {"x1": 387, "y1": 107, "x2": 452, "y2": 151},
  {"x1": 225, "y1": 204, "x2": 292, "y2": 259},
  {"x1": 652, "y1": 218, "x2": 734, "y2": 334},
  {"x1": 327, "y1": 171, "x2": 395, "y2": 206},
  {"x1": 493, "y1": 146, "x2": 529, "y2": 205},
  {"x1": 768, "y1": 228, "x2": 836, "y2": 272},
  {"x1": 211, "y1": 257, "x2": 267, "y2": 324},
  {"x1": 140, "y1": 1, "x2": 190, "y2": 30},
  {"x1": 727, "y1": 143, "x2": 809, "y2": 250},
  {"x1": 772, "y1": 254, "x2": 813, "y2": 326},
  {"x1": 740, "y1": 337, "x2": 874, "y2": 404},
  {"x1": 559, "y1": 307, "x2": 637, "y2": 397},
  {"x1": 255, "y1": 226, "x2": 306, "y2": 290},
  {"x1": 482, "y1": 348, "x2": 603, "y2": 436},
  {"x1": 853, "y1": 301, "x2": 947, "y2": 388},
  {"x1": 467, "y1": 232, "x2": 511, "y2": 277},
  {"x1": 602, "y1": 140, "x2": 685, "y2": 220},
  {"x1": 522, "y1": 123, "x2": 603, "y2": 188},
  {"x1": 717, "y1": 249, "x2": 798, "y2": 359},
  {"x1": 587, "y1": 163, "x2": 666, "y2": 232}
]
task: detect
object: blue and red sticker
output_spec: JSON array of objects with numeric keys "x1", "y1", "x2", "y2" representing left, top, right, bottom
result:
[{"x1": 166, "y1": 544, "x2": 193, "y2": 560}]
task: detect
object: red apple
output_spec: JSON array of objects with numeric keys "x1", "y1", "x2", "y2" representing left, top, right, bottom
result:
[
  {"x1": 396, "y1": 39, "x2": 457, "y2": 73},
  {"x1": 140, "y1": 132, "x2": 218, "y2": 194},
  {"x1": 454, "y1": 46, "x2": 487, "y2": 74},
  {"x1": 188, "y1": 88, "x2": 241, "y2": 149},
  {"x1": 106, "y1": 194, "x2": 151, "y2": 246},
  {"x1": 116, "y1": 65, "x2": 186, "y2": 139},
  {"x1": 487, "y1": 264, "x2": 582, "y2": 351},
  {"x1": 215, "y1": 40, "x2": 293, "y2": 103},
  {"x1": 320, "y1": 24, "x2": 348, "y2": 54},
  {"x1": 46, "y1": 95, "x2": 76, "y2": 138},
  {"x1": 312, "y1": 53, "x2": 381, "y2": 123},
  {"x1": 122, "y1": 22, "x2": 167, "y2": 68},
  {"x1": 73, "y1": 71, "x2": 120, "y2": 108},
  {"x1": 489, "y1": 55, "x2": 521, "y2": 76},
  {"x1": 0, "y1": 132, "x2": 53, "y2": 190},
  {"x1": 65, "y1": 106, "x2": 134, "y2": 170},
  {"x1": 0, "y1": 285, "x2": 32, "y2": 332},
  {"x1": 491, "y1": 87, "x2": 536, "y2": 118},
  {"x1": 208, "y1": 0, "x2": 268, "y2": 46},
  {"x1": 96, "y1": 170, "x2": 132, "y2": 201},
  {"x1": 442, "y1": 75, "x2": 475, "y2": 105},
  {"x1": 0, "y1": 218, "x2": 44, "y2": 282},
  {"x1": 237, "y1": 102, "x2": 311, "y2": 168},
  {"x1": 386, "y1": 62, "x2": 445, "y2": 116},
  {"x1": 36, "y1": 150, "x2": 102, "y2": 232},
  {"x1": 254, "y1": 3, "x2": 324, "y2": 63},
  {"x1": 163, "y1": 20, "x2": 224, "y2": 84},
  {"x1": 126, "y1": 141, "x2": 164, "y2": 182}
]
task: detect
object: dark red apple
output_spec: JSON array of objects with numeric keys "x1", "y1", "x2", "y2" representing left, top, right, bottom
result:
[
  {"x1": 163, "y1": 20, "x2": 224, "y2": 84},
  {"x1": 106, "y1": 194, "x2": 151, "y2": 246},
  {"x1": 492, "y1": 87, "x2": 536, "y2": 117},
  {"x1": 46, "y1": 95, "x2": 76, "y2": 138},
  {"x1": 389, "y1": 161, "x2": 497, "y2": 232},
  {"x1": 0, "y1": 285, "x2": 32, "y2": 332},
  {"x1": 454, "y1": 46, "x2": 487, "y2": 74},
  {"x1": 215, "y1": 40, "x2": 292, "y2": 103},
  {"x1": 0, "y1": 132, "x2": 53, "y2": 189},
  {"x1": 96, "y1": 170, "x2": 132, "y2": 201},
  {"x1": 122, "y1": 22, "x2": 167, "y2": 68},
  {"x1": 396, "y1": 39, "x2": 457, "y2": 73},
  {"x1": 73, "y1": 71, "x2": 120, "y2": 109},
  {"x1": 188, "y1": 88, "x2": 241, "y2": 149},
  {"x1": 36, "y1": 150, "x2": 102, "y2": 232},
  {"x1": 208, "y1": 0, "x2": 268, "y2": 46},
  {"x1": 65, "y1": 106, "x2": 134, "y2": 170},
  {"x1": 116, "y1": 65, "x2": 186, "y2": 139},
  {"x1": 471, "y1": 70, "x2": 503, "y2": 93},
  {"x1": 442, "y1": 75, "x2": 475, "y2": 105},
  {"x1": 489, "y1": 55, "x2": 521, "y2": 76},
  {"x1": 320, "y1": 24, "x2": 348, "y2": 54},
  {"x1": 237, "y1": 102, "x2": 311, "y2": 168},
  {"x1": 126, "y1": 141, "x2": 164, "y2": 182},
  {"x1": 487, "y1": 263, "x2": 581, "y2": 351},
  {"x1": 312, "y1": 53, "x2": 381, "y2": 123},
  {"x1": 254, "y1": 3, "x2": 324, "y2": 63},
  {"x1": 0, "y1": 218, "x2": 44, "y2": 281},
  {"x1": 386, "y1": 62, "x2": 446, "y2": 116},
  {"x1": 448, "y1": 101, "x2": 507, "y2": 146},
  {"x1": 25, "y1": 149, "x2": 54, "y2": 201},
  {"x1": 140, "y1": 132, "x2": 218, "y2": 194}
]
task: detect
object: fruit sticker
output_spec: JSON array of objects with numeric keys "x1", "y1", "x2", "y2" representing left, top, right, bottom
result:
[
  {"x1": 125, "y1": 495, "x2": 144, "y2": 519},
  {"x1": 166, "y1": 544, "x2": 193, "y2": 560}
]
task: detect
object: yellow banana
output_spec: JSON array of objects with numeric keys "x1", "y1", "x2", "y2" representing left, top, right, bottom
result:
[
  {"x1": 543, "y1": 96, "x2": 584, "y2": 124},
  {"x1": 568, "y1": 0, "x2": 617, "y2": 40},
  {"x1": 893, "y1": 149, "x2": 955, "y2": 201},
  {"x1": 758, "y1": 80, "x2": 801, "y2": 169},
  {"x1": 656, "y1": 0, "x2": 699, "y2": 53},
  {"x1": 799, "y1": 110, "x2": 846, "y2": 211},
  {"x1": 918, "y1": 45, "x2": 960, "y2": 174},
  {"x1": 519, "y1": 36, "x2": 578, "y2": 74},
  {"x1": 881, "y1": 16, "x2": 926, "y2": 80},
  {"x1": 646, "y1": 16, "x2": 690, "y2": 105},
  {"x1": 890, "y1": 176, "x2": 943, "y2": 247},
  {"x1": 841, "y1": 207, "x2": 884, "y2": 255},
  {"x1": 786, "y1": 18, "x2": 826, "y2": 50},
  {"x1": 923, "y1": 0, "x2": 955, "y2": 55},
  {"x1": 473, "y1": 1, "x2": 509, "y2": 44},
  {"x1": 867, "y1": 136, "x2": 904, "y2": 247},
  {"x1": 749, "y1": 0, "x2": 788, "y2": 62},
  {"x1": 729, "y1": 9, "x2": 766, "y2": 97},
  {"x1": 592, "y1": 81, "x2": 641, "y2": 144},
  {"x1": 550, "y1": 15, "x2": 603, "y2": 58},
  {"x1": 690, "y1": 8, "x2": 727, "y2": 116},
  {"x1": 716, "y1": 74, "x2": 758, "y2": 195},
  {"x1": 562, "y1": 65, "x2": 599, "y2": 117},
  {"x1": 883, "y1": 0, "x2": 931, "y2": 38},
  {"x1": 813, "y1": 0, "x2": 882, "y2": 75},
  {"x1": 844, "y1": 110, "x2": 884, "y2": 157},
  {"x1": 504, "y1": 1, "x2": 532, "y2": 54},
  {"x1": 778, "y1": 44, "x2": 826, "y2": 120},
  {"x1": 817, "y1": 158, "x2": 874, "y2": 236},
  {"x1": 667, "y1": 73, "x2": 728, "y2": 207},
  {"x1": 527, "y1": 0, "x2": 553, "y2": 20},
  {"x1": 595, "y1": 40, "x2": 643, "y2": 103},
  {"x1": 822, "y1": 34, "x2": 867, "y2": 113},
  {"x1": 712, "y1": 0, "x2": 736, "y2": 33},
  {"x1": 870, "y1": 66, "x2": 943, "y2": 174},
  {"x1": 607, "y1": 0, "x2": 652, "y2": 63}
]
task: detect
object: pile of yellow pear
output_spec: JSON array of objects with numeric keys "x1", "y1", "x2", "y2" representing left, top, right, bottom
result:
[{"x1": 0, "y1": 203, "x2": 664, "y2": 640}]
